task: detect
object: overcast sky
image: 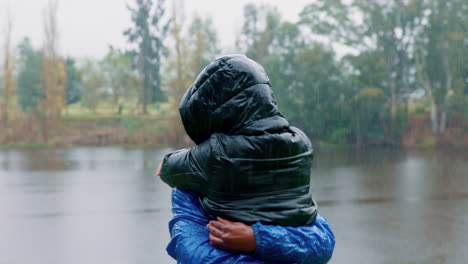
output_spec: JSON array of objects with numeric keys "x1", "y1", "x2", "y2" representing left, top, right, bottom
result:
[{"x1": 0, "y1": 0, "x2": 312, "y2": 59}]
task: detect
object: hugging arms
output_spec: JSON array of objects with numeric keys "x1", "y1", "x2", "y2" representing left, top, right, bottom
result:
[
  {"x1": 167, "y1": 188, "x2": 335, "y2": 264},
  {"x1": 156, "y1": 164, "x2": 335, "y2": 264}
]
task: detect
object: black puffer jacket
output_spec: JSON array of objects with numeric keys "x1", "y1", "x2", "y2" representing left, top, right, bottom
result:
[{"x1": 160, "y1": 55, "x2": 317, "y2": 226}]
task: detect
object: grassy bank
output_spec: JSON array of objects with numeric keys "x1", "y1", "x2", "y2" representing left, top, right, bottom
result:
[
  {"x1": 0, "y1": 115, "x2": 174, "y2": 148},
  {"x1": 0, "y1": 102, "x2": 181, "y2": 149},
  {"x1": 0, "y1": 143, "x2": 51, "y2": 150},
  {"x1": 1, "y1": 103, "x2": 467, "y2": 150}
]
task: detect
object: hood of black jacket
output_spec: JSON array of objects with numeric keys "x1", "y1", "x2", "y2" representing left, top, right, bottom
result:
[{"x1": 179, "y1": 54, "x2": 289, "y2": 144}]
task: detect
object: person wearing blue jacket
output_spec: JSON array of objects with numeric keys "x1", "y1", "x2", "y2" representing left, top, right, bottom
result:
[
  {"x1": 158, "y1": 55, "x2": 335, "y2": 263},
  {"x1": 165, "y1": 188, "x2": 335, "y2": 264}
]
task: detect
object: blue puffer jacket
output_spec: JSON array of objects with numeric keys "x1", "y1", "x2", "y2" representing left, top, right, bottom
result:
[{"x1": 167, "y1": 188, "x2": 335, "y2": 264}]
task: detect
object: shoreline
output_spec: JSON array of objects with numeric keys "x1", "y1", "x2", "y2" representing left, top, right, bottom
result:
[
  {"x1": 1, "y1": 115, "x2": 467, "y2": 150},
  {"x1": 2, "y1": 140, "x2": 467, "y2": 151}
]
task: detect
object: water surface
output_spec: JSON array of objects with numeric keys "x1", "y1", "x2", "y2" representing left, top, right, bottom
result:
[{"x1": 0, "y1": 147, "x2": 467, "y2": 264}]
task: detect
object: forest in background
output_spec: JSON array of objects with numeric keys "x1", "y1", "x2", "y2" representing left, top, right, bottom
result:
[{"x1": 0, "y1": 0, "x2": 467, "y2": 149}]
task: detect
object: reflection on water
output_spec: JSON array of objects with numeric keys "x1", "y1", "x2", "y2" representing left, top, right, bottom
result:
[
  {"x1": 312, "y1": 148, "x2": 468, "y2": 264},
  {"x1": 0, "y1": 147, "x2": 467, "y2": 264},
  {"x1": 0, "y1": 147, "x2": 174, "y2": 264}
]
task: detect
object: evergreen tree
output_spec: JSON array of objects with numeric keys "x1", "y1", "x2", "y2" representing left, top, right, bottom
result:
[
  {"x1": 65, "y1": 57, "x2": 82, "y2": 105},
  {"x1": 124, "y1": 0, "x2": 169, "y2": 114},
  {"x1": 16, "y1": 38, "x2": 43, "y2": 112}
]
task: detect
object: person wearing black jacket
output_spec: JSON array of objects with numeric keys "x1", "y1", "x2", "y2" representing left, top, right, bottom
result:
[{"x1": 160, "y1": 54, "x2": 318, "y2": 227}]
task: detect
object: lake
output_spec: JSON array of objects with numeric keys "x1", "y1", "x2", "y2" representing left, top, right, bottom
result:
[{"x1": 0, "y1": 147, "x2": 467, "y2": 264}]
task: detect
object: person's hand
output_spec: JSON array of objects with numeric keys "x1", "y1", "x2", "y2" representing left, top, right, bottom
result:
[
  {"x1": 156, "y1": 162, "x2": 162, "y2": 176},
  {"x1": 207, "y1": 217, "x2": 256, "y2": 253}
]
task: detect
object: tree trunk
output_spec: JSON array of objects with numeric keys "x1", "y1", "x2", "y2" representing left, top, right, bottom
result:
[
  {"x1": 415, "y1": 46, "x2": 441, "y2": 136},
  {"x1": 429, "y1": 97, "x2": 438, "y2": 134},
  {"x1": 439, "y1": 42, "x2": 452, "y2": 135},
  {"x1": 142, "y1": 103, "x2": 148, "y2": 115},
  {"x1": 440, "y1": 108, "x2": 447, "y2": 134},
  {"x1": 387, "y1": 69, "x2": 398, "y2": 141},
  {"x1": 390, "y1": 83, "x2": 397, "y2": 140},
  {"x1": 355, "y1": 109, "x2": 362, "y2": 146},
  {"x1": 142, "y1": 80, "x2": 148, "y2": 115},
  {"x1": 1, "y1": 99, "x2": 8, "y2": 127}
]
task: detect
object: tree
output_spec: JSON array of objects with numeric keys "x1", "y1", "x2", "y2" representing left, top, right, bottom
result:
[
  {"x1": 300, "y1": 0, "x2": 417, "y2": 141},
  {"x1": 237, "y1": 4, "x2": 303, "y2": 128},
  {"x1": 2, "y1": 11, "x2": 16, "y2": 126},
  {"x1": 65, "y1": 57, "x2": 82, "y2": 105},
  {"x1": 188, "y1": 14, "x2": 220, "y2": 78},
  {"x1": 41, "y1": 0, "x2": 67, "y2": 119},
  {"x1": 344, "y1": 51, "x2": 392, "y2": 144},
  {"x1": 293, "y1": 44, "x2": 346, "y2": 140},
  {"x1": 124, "y1": 0, "x2": 169, "y2": 114},
  {"x1": 80, "y1": 59, "x2": 105, "y2": 112},
  {"x1": 16, "y1": 38, "x2": 43, "y2": 112},
  {"x1": 163, "y1": 1, "x2": 222, "y2": 145},
  {"x1": 100, "y1": 47, "x2": 138, "y2": 114},
  {"x1": 237, "y1": 6, "x2": 350, "y2": 143},
  {"x1": 237, "y1": 4, "x2": 281, "y2": 64},
  {"x1": 414, "y1": 0, "x2": 468, "y2": 134},
  {"x1": 263, "y1": 21, "x2": 306, "y2": 121},
  {"x1": 165, "y1": 0, "x2": 192, "y2": 145}
]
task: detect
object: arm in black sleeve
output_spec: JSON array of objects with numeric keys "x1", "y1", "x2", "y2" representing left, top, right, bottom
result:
[{"x1": 159, "y1": 139, "x2": 211, "y2": 195}]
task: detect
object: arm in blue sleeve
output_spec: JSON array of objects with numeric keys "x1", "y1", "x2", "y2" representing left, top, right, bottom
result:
[
  {"x1": 166, "y1": 188, "x2": 280, "y2": 264},
  {"x1": 166, "y1": 189, "x2": 334, "y2": 264},
  {"x1": 159, "y1": 140, "x2": 211, "y2": 195},
  {"x1": 251, "y1": 216, "x2": 335, "y2": 264}
]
